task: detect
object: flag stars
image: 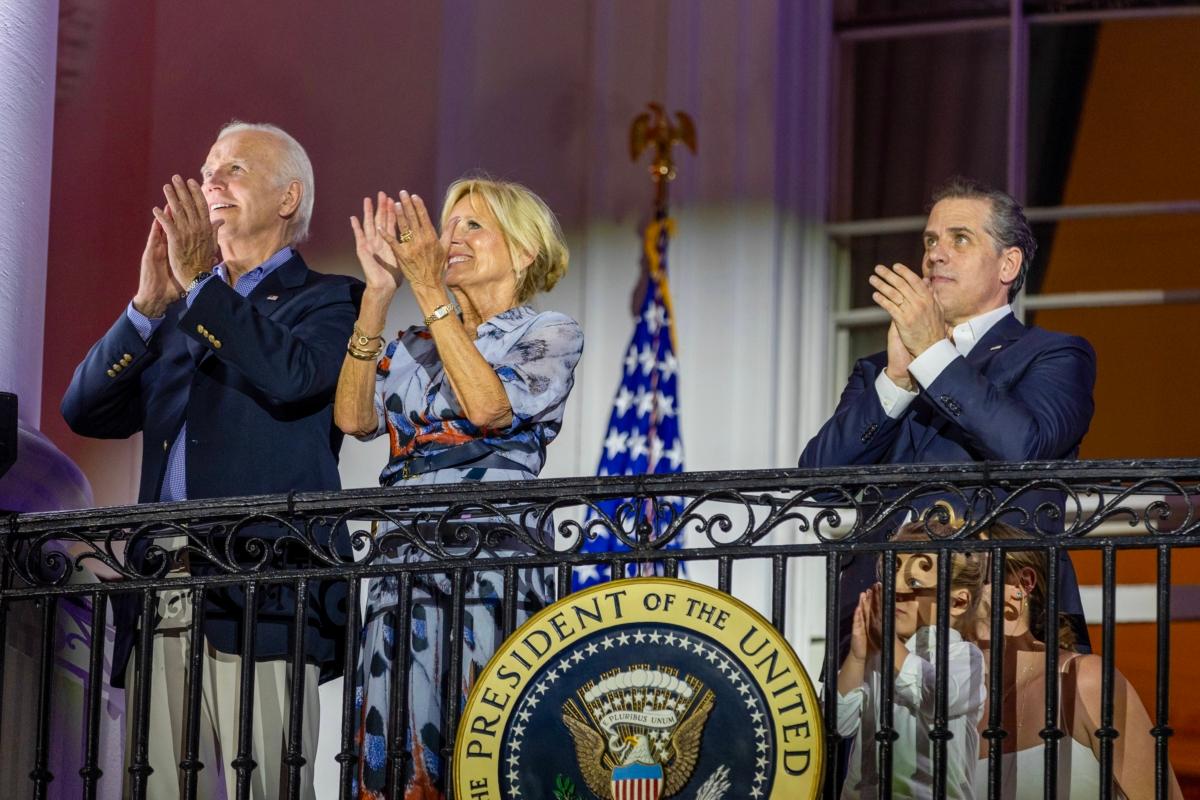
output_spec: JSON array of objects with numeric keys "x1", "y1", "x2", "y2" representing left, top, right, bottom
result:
[
  {"x1": 658, "y1": 351, "x2": 678, "y2": 380},
  {"x1": 649, "y1": 435, "x2": 665, "y2": 467},
  {"x1": 624, "y1": 345, "x2": 638, "y2": 374},
  {"x1": 613, "y1": 385, "x2": 635, "y2": 416},
  {"x1": 635, "y1": 388, "x2": 655, "y2": 417},
  {"x1": 655, "y1": 392, "x2": 676, "y2": 418},
  {"x1": 643, "y1": 303, "x2": 667, "y2": 334},
  {"x1": 663, "y1": 441, "x2": 684, "y2": 470},
  {"x1": 603, "y1": 429, "x2": 629, "y2": 459},
  {"x1": 628, "y1": 432, "x2": 649, "y2": 460},
  {"x1": 638, "y1": 345, "x2": 656, "y2": 376}
]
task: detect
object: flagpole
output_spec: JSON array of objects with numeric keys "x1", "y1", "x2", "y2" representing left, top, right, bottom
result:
[
  {"x1": 573, "y1": 104, "x2": 697, "y2": 590},
  {"x1": 630, "y1": 104, "x2": 696, "y2": 569}
]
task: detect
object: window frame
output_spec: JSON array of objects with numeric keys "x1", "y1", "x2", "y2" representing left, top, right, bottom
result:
[{"x1": 824, "y1": 1, "x2": 1200, "y2": 408}]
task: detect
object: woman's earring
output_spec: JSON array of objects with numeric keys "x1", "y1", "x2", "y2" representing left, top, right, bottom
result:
[{"x1": 1014, "y1": 590, "x2": 1023, "y2": 600}]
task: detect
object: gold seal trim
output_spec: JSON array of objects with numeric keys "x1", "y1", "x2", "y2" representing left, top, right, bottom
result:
[{"x1": 453, "y1": 578, "x2": 824, "y2": 799}]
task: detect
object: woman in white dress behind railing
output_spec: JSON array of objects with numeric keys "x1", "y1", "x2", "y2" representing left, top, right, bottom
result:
[{"x1": 973, "y1": 522, "x2": 1183, "y2": 800}]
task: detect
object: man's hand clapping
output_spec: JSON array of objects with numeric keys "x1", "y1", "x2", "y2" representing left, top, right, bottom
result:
[
  {"x1": 132, "y1": 217, "x2": 181, "y2": 319},
  {"x1": 151, "y1": 175, "x2": 223, "y2": 291},
  {"x1": 869, "y1": 263, "x2": 948, "y2": 387}
]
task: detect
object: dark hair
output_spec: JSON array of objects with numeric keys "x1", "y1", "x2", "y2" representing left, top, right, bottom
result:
[{"x1": 930, "y1": 176, "x2": 1035, "y2": 302}]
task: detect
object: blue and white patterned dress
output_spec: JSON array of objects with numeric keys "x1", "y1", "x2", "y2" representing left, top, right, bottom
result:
[{"x1": 351, "y1": 306, "x2": 583, "y2": 798}]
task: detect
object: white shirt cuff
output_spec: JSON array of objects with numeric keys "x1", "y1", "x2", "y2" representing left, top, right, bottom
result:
[
  {"x1": 908, "y1": 339, "x2": 958, "y2": 389},
  {"x1": 875, "y1": 370, "x2": 918, "y2": 418}
]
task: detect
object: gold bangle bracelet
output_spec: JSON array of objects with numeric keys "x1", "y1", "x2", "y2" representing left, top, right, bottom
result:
[
  {"x1": 350, "y1": 325, "x2": 385, "y2": 350},
  {"x1": 346, "y1": 345, "x2": 380, "y2": 361}
]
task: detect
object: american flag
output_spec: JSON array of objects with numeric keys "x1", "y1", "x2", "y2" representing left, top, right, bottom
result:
[{"x1": 574, "y1": 215, "x2": 684, "y2": 591}]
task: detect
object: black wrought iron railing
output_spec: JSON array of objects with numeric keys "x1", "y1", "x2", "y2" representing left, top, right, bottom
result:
[{"x1": 2, "y1": 458, "x2": 1198, "y2": 799}]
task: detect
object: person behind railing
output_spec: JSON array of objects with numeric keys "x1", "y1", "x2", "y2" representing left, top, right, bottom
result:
[
  {"x1": 837, "y1": 522, "x2": 988, "y2": 798},
  {"x1": 61, "y1": 122, "x2": 362, "y2": 799},
  {"x1": 973, "y1": 523, "x2": 1184, "y2": 799},
  {"x1": 800, "y1": 176, "x2": 1095, "y2": 659},
  {"x1": 334, "y1": 178, "x2": 583, "y2": 798}
]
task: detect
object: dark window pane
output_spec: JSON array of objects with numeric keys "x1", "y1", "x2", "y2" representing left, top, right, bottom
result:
[
  {"x1": 1026, "y1": 17, "x2": 1200, "y2": 207},
  {"x1": 835, "y1": 30, "x2": 1009, "y2": 221},
  {"x1": 841, "y1": 232, "x2": 925, "y2": 308},
  {"x1": 835, "y1": 0, "x2": 1006, "y2": 26},
  {"x1": 849, "y1": 323, "x2": 889, "y2": 364}
]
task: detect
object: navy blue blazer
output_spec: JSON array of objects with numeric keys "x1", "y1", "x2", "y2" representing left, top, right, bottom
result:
[
  {"x1": 62, "y1": 252, "x2": 363, "y2": 687},
  {"x1": 800, "y1": 313, "x2": 1097, "y2": 647}
]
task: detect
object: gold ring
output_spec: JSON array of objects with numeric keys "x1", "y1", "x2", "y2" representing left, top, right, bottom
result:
[{"x1": 399, "y1": 229, "x2": 414, "y2": 243}]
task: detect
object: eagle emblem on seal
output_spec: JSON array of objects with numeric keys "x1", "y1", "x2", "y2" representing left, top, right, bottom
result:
[{"x1": 561, "y1": 666, "x2": 715, "y2": 800}]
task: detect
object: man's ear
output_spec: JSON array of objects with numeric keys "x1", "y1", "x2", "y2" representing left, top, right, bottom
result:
[
  {"x1": 279, "y1": 179, "x2": 303, "y2": 219},
  {"x1": 1000, "y1": 245, "x2": 1022, "y2": 286}
]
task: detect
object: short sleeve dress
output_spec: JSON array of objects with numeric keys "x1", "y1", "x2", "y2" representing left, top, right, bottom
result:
[{"x1": 351, "y1": 306, "x2": 584, "y2": 799}]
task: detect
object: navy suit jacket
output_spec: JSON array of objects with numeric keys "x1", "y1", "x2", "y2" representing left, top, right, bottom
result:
[
  {"x1": 62, "y1": 252, "x2": 363, "y2": 686},
  {"x1": 800, "y1": 313, "x2": 1097, "y2": 647}
]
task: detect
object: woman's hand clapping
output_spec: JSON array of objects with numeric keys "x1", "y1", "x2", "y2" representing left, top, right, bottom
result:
[
  {"x1": 351, "y1": 190, "x2": 459, "y2": 300},
  {"x1": 350, "y1": 192, "x2": 404, "y2": 295},
  {"x1": 383, "y1": 191, "x2": 458, "y2": 292}
]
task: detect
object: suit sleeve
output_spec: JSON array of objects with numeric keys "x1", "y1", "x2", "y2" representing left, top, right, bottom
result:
[
  {"x1": 799, "y1": 357, "x2": 904, "y2": 467},
  {"x1": 61, "y1": 313, "x2": 155, "y2": 438},
  {"x1": 178, "y1": 277, "x2": 360, "y2": 405},
  {"x1": 922, "y1": 335, "x2": 1096, "y2": 461}
]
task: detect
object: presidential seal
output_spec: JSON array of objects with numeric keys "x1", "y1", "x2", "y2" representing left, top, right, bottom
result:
[{"x1": 454, "y1": 578, "x2": 823, "y2": 800}]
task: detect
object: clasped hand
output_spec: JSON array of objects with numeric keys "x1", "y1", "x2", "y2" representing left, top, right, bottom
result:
[
  {"x1": 133, "y1": 175, "x2": 222, "y2": 318},
  {"x1": 849, "y1": 583, "x2": 891, "y2": 661},
  {"x1": 868, "y1": 263, "x2": 948, "y2": 388},
  {"x1": 350, "y1": 190, "x2": 459, "y2": 297}
]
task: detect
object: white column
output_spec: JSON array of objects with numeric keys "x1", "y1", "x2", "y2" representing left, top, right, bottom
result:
[
  {"x1": 0, "y1": 0, "x2": 60, "y2": 428},
  {"x1": 0, "y1": 11, "x2": 102, "y2": 796}
]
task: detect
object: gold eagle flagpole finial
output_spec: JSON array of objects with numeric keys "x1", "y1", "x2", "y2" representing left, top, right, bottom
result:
[{"x1": 629, "y1": 102, "x2": 697, "y2": 213}]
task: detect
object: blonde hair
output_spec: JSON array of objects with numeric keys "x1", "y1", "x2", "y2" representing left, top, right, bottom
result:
[
  {"x1": 979, "y1": 521, "x2": 1078, "y2": 650},
  {"x1": 440, "y1": 177, "x2": 569, "y2": 305},
  {"x1": 886, "y1": 519, "x2": 988, "y2": 641}
]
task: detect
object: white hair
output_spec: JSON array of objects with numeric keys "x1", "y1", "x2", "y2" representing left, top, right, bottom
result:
[{"x1": 217, "y1": 121, "x2": 314, "y2": 243}]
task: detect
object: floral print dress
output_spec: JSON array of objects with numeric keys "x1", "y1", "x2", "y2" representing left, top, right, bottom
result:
[{"x1": 351, "y1": 306, "x2": 583, "y2": 799}]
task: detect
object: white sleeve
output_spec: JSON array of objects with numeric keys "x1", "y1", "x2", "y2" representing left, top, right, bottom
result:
[
  {"x1": 874, "y1": 370, "x2": 919, "y2": 418},
  {"x1": 893, "y1": 641, "x2": 986, "y2": 722},
  {"x1": 836, "y1": 684, "x2": 869, "y2": 737},
  {"x1": 907, "y1": 339, "x2": 958, "y2": 389}
]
